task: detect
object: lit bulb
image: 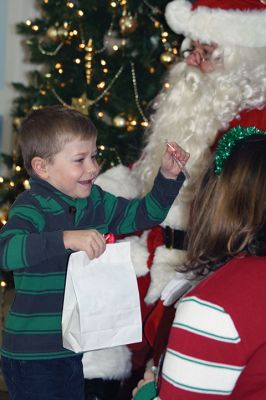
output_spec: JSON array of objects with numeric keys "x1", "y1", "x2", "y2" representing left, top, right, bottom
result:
[
  {"x1": 24, "y1": 180, "x2": 31, "y2": 190},
  {"x1": 97, "y1": 81, "x2": 106, "y2": 89}
]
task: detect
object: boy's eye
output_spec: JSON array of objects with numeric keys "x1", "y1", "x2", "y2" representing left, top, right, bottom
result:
[{"x1": 74, "y1": 158, "x2": 84, "y2": 163}]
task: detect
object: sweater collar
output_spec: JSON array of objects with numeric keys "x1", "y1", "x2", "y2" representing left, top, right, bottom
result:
[{"x1": 29, "y1": 175, "x2": 86, "y2": 208}]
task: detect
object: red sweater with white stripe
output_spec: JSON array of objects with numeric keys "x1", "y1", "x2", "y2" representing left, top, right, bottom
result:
[{"x1": 159, "y1": 255, "x2": 266, "y2": 399}]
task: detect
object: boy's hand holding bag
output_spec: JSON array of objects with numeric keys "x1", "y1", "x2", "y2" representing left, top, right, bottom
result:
[{"x1": 62, "y1": 241, "x2": 142, "y2": 353}]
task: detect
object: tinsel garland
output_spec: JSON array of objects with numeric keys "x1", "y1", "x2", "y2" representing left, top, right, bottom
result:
[{"x1": 215, "y1": 125, "x2": 266, "y2": 175}]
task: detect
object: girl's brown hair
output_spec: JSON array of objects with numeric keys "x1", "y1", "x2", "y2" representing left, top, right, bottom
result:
[{"x1": 186, "y1": 134, "x2": 266, "y2": 276}]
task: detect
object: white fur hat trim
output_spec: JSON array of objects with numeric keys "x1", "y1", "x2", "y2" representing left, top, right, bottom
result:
[{"x1": 165, "y1": 0, "x2": 266, "y2": 47}]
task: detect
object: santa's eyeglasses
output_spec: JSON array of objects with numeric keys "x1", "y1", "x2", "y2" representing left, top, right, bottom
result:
[{"x1": 181, "y1": 41, "x2": 221, "y2": 63}]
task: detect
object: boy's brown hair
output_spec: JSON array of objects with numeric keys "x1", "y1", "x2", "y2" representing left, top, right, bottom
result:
[{"x1": 17, "y1": 105, "x2": 97, "y2": 175}]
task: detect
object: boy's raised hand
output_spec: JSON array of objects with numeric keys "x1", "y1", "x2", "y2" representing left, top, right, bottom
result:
[
  {"x1": 63, "y1": 229, "x2": 106, "y2": 259},
  {"x1": 160, "y1": 142, "x2": 190, "y2": 179}
]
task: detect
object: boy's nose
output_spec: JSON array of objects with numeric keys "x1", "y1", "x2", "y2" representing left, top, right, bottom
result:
[{"x1": 89, "y1": 160, "x2": 100, "y2": 175}]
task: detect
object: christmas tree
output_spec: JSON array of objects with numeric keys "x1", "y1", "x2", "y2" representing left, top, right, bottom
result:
[{"x1": 0, "y1": 0, "x2": 182, "y2": 286}]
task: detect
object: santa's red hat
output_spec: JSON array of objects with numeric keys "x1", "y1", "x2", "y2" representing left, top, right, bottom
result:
[{"x1": 165, "y1": 0, "x2": 266, "y2": 47}]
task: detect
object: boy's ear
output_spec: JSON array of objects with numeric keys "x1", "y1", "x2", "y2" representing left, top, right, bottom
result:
[{"x1": 31, "y1": 157, "x2": 48, "y2": 179}]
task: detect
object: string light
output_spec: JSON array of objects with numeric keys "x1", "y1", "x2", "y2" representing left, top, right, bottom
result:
[
  {"x1": 66, "y1": 2, "x2": 74, "y2": 8},
  {"x1": 97, "y1": 81, "x2": 106, "y2": 89},
  {"x1": 141, "y1": 121, "x2": 149, "y2": 127},
  {"x1": 69, "y1": 30, "x2": 78, "y2": 37},
  {"x1": 23, "y1": 180, "x2": 31, "y2": 190}
]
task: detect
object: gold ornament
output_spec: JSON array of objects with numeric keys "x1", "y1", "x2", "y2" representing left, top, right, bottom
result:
[
  {"x1": 85, "y1": 39, "x2": 94, "y2": 85},
  {"x1": 113, "y1": 115, "x2": 126, "y2": 128},
  {"x1": 46, "y1": 25, "x2": 68, "y2": 42},
  {"x1": 71, "y1": 93, "x2": 92, "y2": 115},
  {"x1": 160, "y1": 51, "x2": 176, "y2": 65},
  {"x1": 46, "y1": 26, "x2": 58, "y2": 41},
  {"x1": 13, "y1": 117, "x2": 21, "y2": 129},
  {"x1": 119, "y1": 14, "x2": 138, "y2": 34},
  {"x1": 57, "y1": 26, "x2": 68, "y2": 39}
]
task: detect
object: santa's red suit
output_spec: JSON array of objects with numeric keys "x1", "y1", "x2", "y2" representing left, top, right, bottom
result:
[{"x1": 83, "y1": 0, "x2": 266, "y2": 391}]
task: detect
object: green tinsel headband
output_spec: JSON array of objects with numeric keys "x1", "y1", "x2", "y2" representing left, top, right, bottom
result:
[{"x1": 214, "y1": 125, "x2": 266, "y2": 176}]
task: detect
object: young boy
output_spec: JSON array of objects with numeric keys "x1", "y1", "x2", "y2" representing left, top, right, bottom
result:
[{"x1": 0, "y1": 105, "x2": 189, "y2": 400}]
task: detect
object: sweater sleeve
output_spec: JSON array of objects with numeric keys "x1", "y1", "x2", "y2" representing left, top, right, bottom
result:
[
  {"x1": 159, "y1": 295, "x2": 245, "y2": 399},
  {"x1": 0, "y1": 195, "x2": 66, "y2": 270},
  {"x1": 103, "y1": 171, "x2": 185, "y2": 234}
]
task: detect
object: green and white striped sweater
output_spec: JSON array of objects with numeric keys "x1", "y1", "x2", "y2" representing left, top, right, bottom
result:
[{"x1": 0, "y1": 171, "x2": 184, "y2": 360}]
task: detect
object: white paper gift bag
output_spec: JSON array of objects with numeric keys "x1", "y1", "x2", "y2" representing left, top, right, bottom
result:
[{"x1": 62, "y1": 241, "x2": 142, "y2": 353}]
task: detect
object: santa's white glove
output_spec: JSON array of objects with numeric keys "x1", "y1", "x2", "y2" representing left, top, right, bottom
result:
[{"x1": 161, "y1": 272, "x2": 192, "y2": 306}]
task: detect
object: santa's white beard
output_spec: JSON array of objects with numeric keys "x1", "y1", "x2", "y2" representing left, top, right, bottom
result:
[{"x1": 131, "y1": 57, "x2": 266, "y2": 229}]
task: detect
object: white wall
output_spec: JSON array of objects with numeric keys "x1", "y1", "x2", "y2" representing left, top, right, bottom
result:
[{"x1": 0, "y1": 0, "x2": 39, "y2": 154}]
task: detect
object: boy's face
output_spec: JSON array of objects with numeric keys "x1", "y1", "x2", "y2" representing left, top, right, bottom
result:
[{"x1": 42, "y1": 136, "x2": 100, "y2": 198}]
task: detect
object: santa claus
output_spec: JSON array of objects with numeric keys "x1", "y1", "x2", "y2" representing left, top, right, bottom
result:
[{"x1": 83, "y1": 0, "x2": 266, "y2": 398}]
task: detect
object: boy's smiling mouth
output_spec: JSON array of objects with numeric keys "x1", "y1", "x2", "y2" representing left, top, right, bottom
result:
[{"x1": 78, "y1": 179, "x2": 93, "y2": 186}]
